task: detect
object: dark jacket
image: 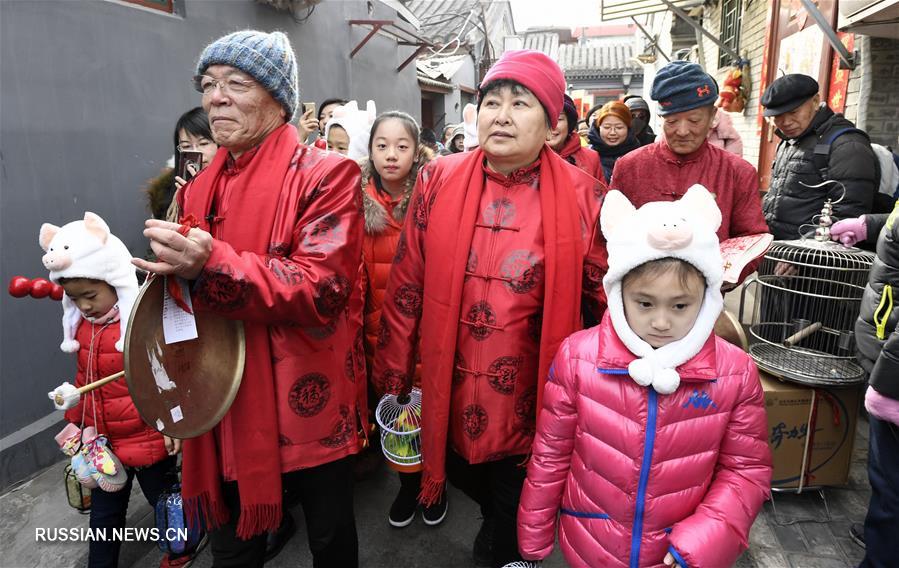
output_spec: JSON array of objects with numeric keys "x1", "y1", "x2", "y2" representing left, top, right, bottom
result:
[
  {"x1": 856, "y1": 206, "x2": 899, "y2": 400},
  {"x1": 635, "y1": 123, "x2": 657, "y2": 146},
  {"x1": 588, "y1": 128, "x2": 641, "y2": 184},
  {"x1": 763, "y1": 106, "x2": 878, "y2": 240}
]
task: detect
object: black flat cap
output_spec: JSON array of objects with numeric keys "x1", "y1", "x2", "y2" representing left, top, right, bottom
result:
[{"x1": 761, "y1": 74, "x2": 819, "y2": 117}]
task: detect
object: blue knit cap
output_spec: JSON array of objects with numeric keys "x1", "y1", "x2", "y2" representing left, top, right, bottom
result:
[
  {"x1": 196, "y1": 30, "x2": 299, "y2": 121},
  {"x1": 650, "y1": 61, "x2": 718, "y2": 116}
]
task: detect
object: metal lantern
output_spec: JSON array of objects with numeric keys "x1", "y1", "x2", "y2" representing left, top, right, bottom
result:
[
  {"x1": 740, "y1": 239, "x2": 874, "y2": 386},
  {"x1": 376, "y1": 387, "x2": 423, "y2": 473},
  {"x1": 63, "y1": 464, "x2": 91, "y2": 513}
]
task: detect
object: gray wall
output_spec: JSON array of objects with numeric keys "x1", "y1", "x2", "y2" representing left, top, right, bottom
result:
[
  {"x1": 0, "y1": 0, "x2": 420, "y2": 489},
  {"x1": 441, "y1": 55, "x2": 477, "y2": 127}
]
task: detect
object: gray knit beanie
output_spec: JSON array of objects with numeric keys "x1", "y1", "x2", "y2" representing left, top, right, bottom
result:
[{"x1": 196, "y1": 30, "x2": 299, "y2": 121}]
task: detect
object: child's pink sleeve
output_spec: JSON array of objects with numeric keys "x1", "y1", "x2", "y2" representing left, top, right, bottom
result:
[
  {"x1": 668, "y1": 358, "x2": 772, "y2": 567},
  {"x1": 517, "y1": 338, "x2": 579, "y2": 561}
]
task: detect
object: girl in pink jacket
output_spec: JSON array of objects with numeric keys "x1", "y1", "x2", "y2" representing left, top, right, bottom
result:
[{"x1": 518, "y1": 185, "x2": 772, "y2": 567}]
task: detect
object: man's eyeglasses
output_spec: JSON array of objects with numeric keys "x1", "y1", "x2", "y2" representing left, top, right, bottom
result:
[{"x1": 192, "y1": 74, "x2": 256, "y2": 96}]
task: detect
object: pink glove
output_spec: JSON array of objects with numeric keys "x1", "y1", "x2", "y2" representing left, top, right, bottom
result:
[
  {"x1": 865, "y1": 386, "x2": 899, "y2": 426},
  {"x1": 830, "y1": 216, "x2": 867, "y2": 247}
]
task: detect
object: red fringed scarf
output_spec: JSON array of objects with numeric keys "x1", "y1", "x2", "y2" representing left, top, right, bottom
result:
[
  {"x1": 417, "y1": 146, "x2": 585, "y2": 505},
  {"x1": 178, "y1": 124, "x2": 301, "y2": 538}
]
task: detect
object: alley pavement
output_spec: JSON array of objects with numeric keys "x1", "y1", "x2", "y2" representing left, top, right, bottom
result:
[{"x1": 0, "y1": 413, "x2": 870, "y2": 568}]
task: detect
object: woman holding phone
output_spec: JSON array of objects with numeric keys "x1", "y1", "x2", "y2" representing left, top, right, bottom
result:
[
  {"x1": 145, "y1": 107, "x2": 218, "y2": 220},
  {"x1": 173, "y1": 107, "x2": 218, "y2": 191}
]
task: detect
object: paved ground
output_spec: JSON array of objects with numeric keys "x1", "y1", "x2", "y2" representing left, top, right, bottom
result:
[{"x1": 1, "y1": 414, "x2": 870, "y2": 568}]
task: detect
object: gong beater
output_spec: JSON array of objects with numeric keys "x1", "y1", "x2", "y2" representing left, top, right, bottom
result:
[{"x1": 124, "y1": 275, "x2": 245, "y2": 438}]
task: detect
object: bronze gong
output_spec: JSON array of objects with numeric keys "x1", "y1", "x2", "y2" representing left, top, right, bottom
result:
[{"x1": 124, "y1": 275, "x2": 245, "y2": 438}]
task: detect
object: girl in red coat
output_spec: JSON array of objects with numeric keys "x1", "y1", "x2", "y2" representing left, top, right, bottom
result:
[
  {"x1": 358, "y1": 111, "x2": 445, "y2": 528},
  {"x1": 518, "y1": 185, "x2": 772, "y2": 567},
  {"x1": 42, "y1": 212, "x2": 186, "y2": 568}
]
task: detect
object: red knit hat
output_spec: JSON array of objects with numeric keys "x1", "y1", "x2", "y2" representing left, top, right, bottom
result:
[{"x1": 481, "y1": 49, "x2": 566, "y2": 122}]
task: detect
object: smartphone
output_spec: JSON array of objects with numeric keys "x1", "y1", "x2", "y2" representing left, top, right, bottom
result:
[
  {"x1": 303, "y1": 101, "x2": 316, "y2": 118},
  {"x1": 177, "y1": 151, "x2": 203, "y2": 182}
]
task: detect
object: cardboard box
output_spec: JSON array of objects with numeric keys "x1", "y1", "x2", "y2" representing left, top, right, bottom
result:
[{"x1": 760, "y1": 372, "x2": 861, "y2": 489}]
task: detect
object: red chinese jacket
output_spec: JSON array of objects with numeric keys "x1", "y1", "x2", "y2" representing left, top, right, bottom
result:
[
  {"x1": 373, "y1": 152, "x2": 608, "y2": 464},
  {"x1": 181, "y1": 125, "x2": 367, "y2": 479},
  {"x1": 610, "y1": 140, "x2": 769, "y2": 278}
]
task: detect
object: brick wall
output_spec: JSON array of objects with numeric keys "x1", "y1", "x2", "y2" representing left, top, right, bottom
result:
[
  {"x1": 699, "y1": 0, "x2": 769, "y2": 167},
  {"x1": 842, "y1": 36, "x2": 864, "y2": 126},
  {"x1": 863, "y1": 37, "x2": 899, "y2": 147},
  {"x1": 663, "y1": 1, "x2": 898, "y2": 165}
]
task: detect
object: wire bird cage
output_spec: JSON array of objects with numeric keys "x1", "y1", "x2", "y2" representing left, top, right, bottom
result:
[
  {"x1": 376, "y1": 387, "x2": 423, "y2": 473},
  {"x1": 740, "y1": 239, "x2": 874, "y2": 386}
]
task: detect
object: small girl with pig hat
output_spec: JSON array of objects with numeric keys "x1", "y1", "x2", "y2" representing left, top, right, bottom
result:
[
  {"x1": 516, "y1": 186, "x2": 772, "y2": 567},
  {"x1": 41, "y1": 212, "x2": 189, "y2": 568}
]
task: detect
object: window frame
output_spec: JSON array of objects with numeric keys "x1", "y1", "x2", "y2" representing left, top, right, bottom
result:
[
  {"x1": 718, "y1": 0, "x2": 742, "y2": 69},
  {"x1": 120, "y1": 0, "x2": 174, "y2": 14}
]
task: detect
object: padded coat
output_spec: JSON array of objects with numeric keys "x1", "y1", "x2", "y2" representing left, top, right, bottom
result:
[
  {"x1": 518, "y1": 315, "x2": 772, "y2": 567},
  {"x1": 359, "y1": 158, "x2": 425, "y2": 391},
  {"x1": 763, "y1": 106, "x2": 878, "y2": 240},
  {"x1": 64, "y1": 318, "x2": 167, "y2": 468},
  {"x1": 856, "y1": 206, "x2": 899, "y2": 400}
]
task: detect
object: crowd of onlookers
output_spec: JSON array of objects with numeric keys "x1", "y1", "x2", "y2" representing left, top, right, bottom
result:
[{"x1": 41, "y1": 27, "x2": 897, "y2": 568}]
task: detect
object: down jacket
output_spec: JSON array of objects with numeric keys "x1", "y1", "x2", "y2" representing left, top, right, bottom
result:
[
  {"x1": 706, "y1": 111, "x2": 743, "y2": 157},
  {"x1": 518, "y1": 315, "x2": 772, "y2": 567},
  {"x1": 763, "y1": 105, "x2": 878, "y2": 240},
  {"x1": 64, "y1": 318, "x2": 168, "y2": 468},
  {"x1": 360, "y1": 154, "x2": 428, "y2": 389},
  {"x1": 856, "y1": 205, "x2": 899, "y2": 400}
]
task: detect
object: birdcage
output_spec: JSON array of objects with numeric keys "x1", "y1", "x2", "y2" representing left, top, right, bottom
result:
[
  {"x1": 739, "y1": 238, "x2": 874, "y2": 386},
  {"x1": 376, "y1": 387, "x2": 423, "y2": 473}
]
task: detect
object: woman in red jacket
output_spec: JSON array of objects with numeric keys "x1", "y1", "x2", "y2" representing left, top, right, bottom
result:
[
  {"x1": 548, "y1": 95, "x2": 605, "y2": 184},
  {"x1": 358, "y1": 111, "x2": 443, "y2": 528}
]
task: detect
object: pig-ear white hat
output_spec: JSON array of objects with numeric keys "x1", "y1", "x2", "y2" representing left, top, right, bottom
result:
[
  {"x1": 38, "y1": 212, "x2": 138, "y2": 352},
  {"x1": 600, "y1": 184, "x2": 724, "y2": 394},
  {"x1": 39, "y1": 212, "x2": 136, "y2": 290}
]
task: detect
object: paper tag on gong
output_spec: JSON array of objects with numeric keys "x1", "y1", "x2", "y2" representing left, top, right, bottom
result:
[{"x1": 162, "y1": 277, "x2": 198, "y2": 344}]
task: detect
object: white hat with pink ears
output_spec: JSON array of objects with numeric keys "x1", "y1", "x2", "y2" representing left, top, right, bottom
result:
[
  {"x1": 38, "y1": 212, "x2": 138, "y2": 353},
  {"x1": 324, "y1": 99, "x2": 377, "y2": 161},
  {"x1": 600, "y1": 184, "x2": 725, "y2": 394}
]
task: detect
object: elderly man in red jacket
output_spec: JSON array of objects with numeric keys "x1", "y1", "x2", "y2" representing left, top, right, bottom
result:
[
  {"x1": 373, "y1": 50, "x2": 608, "y2": 567},
  {"x1": 134, "y1": 30, "x2": 365, "y2": 568},
  {"x1": 611, "y1": 61, "x2": 768, "y2": 281}
]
